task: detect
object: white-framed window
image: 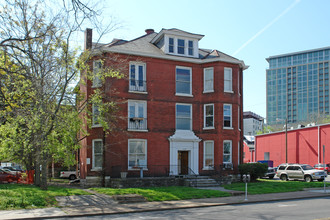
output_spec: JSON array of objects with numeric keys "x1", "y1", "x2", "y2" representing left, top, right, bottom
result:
[
  {"x1": 92, "y1": 139, "x2": 103, "y2": 169},
  {"x1": 166, "y1": 36, "x2": 197, "y2": 57},
  {"x1": 176, "y1": 66, "x2": 192, "y2": 96},
  {"x1": 224, "y1": 67, "x2": 233, "y2": 92},
  {"x1": 223, "y1": 104, "x2": 232, "y2": 128},
  {"x1": 204, "y1": 104, "x2": 214, "y2": 129},
  {"x1": 128, "y1": 139, "x2": 147, "y2": 169},
  {"x1": 223, "y1": 140, "x2": 232, "y2": 163},
  {"x1": 169, "y1": 37, "x2": 174, "y2": 53},
  {"x1": 129, "y1": 62, "x2": 146, "y2": 92},
  {"x1": 92, "y1": 60, "x2": 102, "y2": 88},
  {"x1": 92, "y1": 104, "x2": 100, "y2": 127},
  {"x1": 128, "y1": 100, "x2": 147, "y2": 131},
  {"x1": 176, "y1": 103, "x2": 192, "y2": 130},
  {"x1": 203, "y1": 141, "x2": 214, "y2": 169},
  {"x1": 264, "y1": 152, "x2": 270, "y2": 160},
  {"x1": 203, "y1": 67, "x2": 214, "y2": 93}
]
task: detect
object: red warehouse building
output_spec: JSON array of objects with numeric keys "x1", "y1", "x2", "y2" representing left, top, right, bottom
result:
[
  {"x1": 79, "y1": 28, "x2": 248, "y2": 186},
  {"x1": 253, "y1": 123, "x2": 330, "y2": 167}
]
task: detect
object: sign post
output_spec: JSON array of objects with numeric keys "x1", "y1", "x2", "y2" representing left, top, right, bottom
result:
[{"x1": 323, "y1": 145, "x2": 326, "y2": 193}]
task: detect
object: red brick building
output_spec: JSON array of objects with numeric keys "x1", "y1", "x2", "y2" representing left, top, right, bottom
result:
[
  {"x1": 250, "y1": 123, "x2": 330, "y2": 167},
  {"x1": 79, "y1": 28, "x2": 247, "y2": 185}
]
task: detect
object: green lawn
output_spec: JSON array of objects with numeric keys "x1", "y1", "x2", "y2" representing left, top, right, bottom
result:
[
  {"x1": 90, "y1": 186, "x2": 231, "y2": 201},
  {"x1": 0, "y1": 184, "x2": 90, "y2": 210},
  {"x1": 224, "y1": 179, "x2": 330, "y2": 194}
]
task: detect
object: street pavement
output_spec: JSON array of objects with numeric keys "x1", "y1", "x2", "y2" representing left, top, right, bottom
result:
[{"x1": 1, "y1": 185, "x2": 330, "y2": 220}]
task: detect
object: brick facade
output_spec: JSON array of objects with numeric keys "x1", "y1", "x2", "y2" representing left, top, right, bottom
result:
[{"x1": 79, "y1": 29, "x2": 246, "y2": 183}]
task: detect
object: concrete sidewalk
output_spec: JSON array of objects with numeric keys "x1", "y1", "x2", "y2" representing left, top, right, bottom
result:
[{"x1": 1, "y1": 188, "x2": 330, "y2": 220}]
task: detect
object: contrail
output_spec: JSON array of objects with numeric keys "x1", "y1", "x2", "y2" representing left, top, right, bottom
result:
[{"x1": 233, "y1": 0, "x2": 301, "y2": 56}]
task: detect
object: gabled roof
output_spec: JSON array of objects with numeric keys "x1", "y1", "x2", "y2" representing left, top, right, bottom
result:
[{"x1": 92, "y1": 29, "x2": 248, "y2": 69}]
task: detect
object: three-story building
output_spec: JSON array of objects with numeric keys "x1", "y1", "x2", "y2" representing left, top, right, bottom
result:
[{"x1": 79, "y1": 28, "x2": 247, "y2": 185}]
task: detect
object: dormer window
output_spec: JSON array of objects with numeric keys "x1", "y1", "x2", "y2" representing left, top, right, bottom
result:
[
  {"x1": 166, "y1": 36, "x2": 198, "y2": 57},
  {"x1": 151, "y1": 29, "x2": 204, "y2": 58}
]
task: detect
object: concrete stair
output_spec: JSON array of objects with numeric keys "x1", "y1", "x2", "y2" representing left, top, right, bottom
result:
[{"x1": 186, "y1": 176, "x2": 220, "y2": 187}]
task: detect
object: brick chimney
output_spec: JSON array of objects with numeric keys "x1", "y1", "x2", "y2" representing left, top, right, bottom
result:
[
  {"x1": 84, "y1": 28, "x2": 92, "y2": 50},
  {"x1": 145, "y1": 29, "x2": 154, "y2": 35}
]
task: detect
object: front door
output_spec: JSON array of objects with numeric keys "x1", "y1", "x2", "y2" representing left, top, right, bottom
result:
[{"x1": 179, "y1": 151, "x2": 189, "y2": 175}]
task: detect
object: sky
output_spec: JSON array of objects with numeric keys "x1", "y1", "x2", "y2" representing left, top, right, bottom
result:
[{"x1": 84, "y1": 0, "x2": 330, "y2": 120}]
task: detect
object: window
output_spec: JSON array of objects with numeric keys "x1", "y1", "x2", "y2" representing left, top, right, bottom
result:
[
  {"x1": 169, "y1": 37, "x2": 174, "y2": 53},
  {"x1": 188, "y1": 40, "x2": 194, "y2": 56},
  {"x1": 92, "y1": 139, "x2": 103, "y2": 169},
  {"x1": 176, "y1": 66, "x2": 192, "y2": 95},
  {"x1": 203, "y1": 67, "x2": 214, "y2": 92},
  {"x1": 167, "y1": 36, "x2": 196, "y2": 57},
  {"x1": 204, "y1": 104, "x2": 214, "y2": 129},
  {"x1": 129, "y1": 62, "x2": 146, "y2": 92},
  {"x1": 238, "y1": 106, "x2": 240, "y2": 130},
  {"x1": 93, "y1": 60, "x2": 102, "y2": 87},
  {"x1": 238, "y1": 70, "x2": 240, "y2": 95},
  {"x1": 223, "y1": 104, "x2": 232, "y2": 128},
  {"x1": 176, "y1": 104, "x2": 192, "y2": 130},
  {"x1": 203, "y1": 141, "x2": 214, "y2": 169},
  {"x1": 92, "y1": 104, "x2": 100, "y2": 126},
  {"x1": 223, "y1": 140, "x2": 232, "y2": 163},
  {"x1": 128, "y1": 139, "x2": 147, "y2": 168},
  {"x1": 264, "y1": 152, "x2": 270, "y2": 160},
  {"x1": 128, "y1": 100, "x2": 147, "y2": 130},
  {"x1": 224, "y1": 67, "x2": 233, "y2": 92},
  {"x1": 177, "y1": 39, "x2": 185, "y2": 54}
]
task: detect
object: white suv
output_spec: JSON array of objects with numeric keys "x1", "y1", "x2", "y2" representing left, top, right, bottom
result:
[{"x1": 276, "y1": 163, "x2": 327, "y2": 182}]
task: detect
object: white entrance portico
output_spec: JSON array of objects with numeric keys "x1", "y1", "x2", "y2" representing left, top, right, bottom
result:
[{"x1": 168, "y1": 130, "x2": 201, "y2": 175}]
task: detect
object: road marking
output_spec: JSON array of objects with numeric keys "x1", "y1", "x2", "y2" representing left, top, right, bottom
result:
[{"x1": 278, "y1": 204, "x2": 297, "y2": 207}]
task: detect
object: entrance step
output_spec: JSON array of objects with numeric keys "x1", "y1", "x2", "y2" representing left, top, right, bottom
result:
[
  {"x1": 185, "y1": 176, "x2": 220, "y2": 187},
  {"x1": 113, "y1": 194, "x2": 147, "y2": 203}
]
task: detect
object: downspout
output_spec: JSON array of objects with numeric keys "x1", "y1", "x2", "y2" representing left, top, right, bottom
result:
[{"x1": 318, "y1": 125, "x2": 320, "y2": 164}]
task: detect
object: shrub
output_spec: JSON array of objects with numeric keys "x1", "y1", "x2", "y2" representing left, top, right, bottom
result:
[{"x1": 238, "y1": 163, "x2": 268, "y2": 181}]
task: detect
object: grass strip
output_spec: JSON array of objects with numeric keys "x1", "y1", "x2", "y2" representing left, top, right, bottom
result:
[
  {"x1": 90, "y1": 186, "x2": 231, "y2": 201},
  {"x1": 223, "y1": 179, "x2": 330, "y2": 194},
  {"x1": 0, "y1": 184, "x2": 89, "y2": 210}
]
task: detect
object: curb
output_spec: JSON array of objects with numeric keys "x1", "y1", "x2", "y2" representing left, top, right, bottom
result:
[{"x1": 6, "y1": 193, "x2": 330, "y2": 220}]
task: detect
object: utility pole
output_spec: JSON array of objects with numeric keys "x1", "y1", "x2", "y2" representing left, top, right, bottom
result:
[{"x1": 285, "y1": 118, "x2": 288, "y2": 163}]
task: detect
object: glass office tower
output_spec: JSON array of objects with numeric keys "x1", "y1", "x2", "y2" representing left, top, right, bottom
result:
[{"x1": 266, "y1": 47, "x2": 330, "y2": 125}]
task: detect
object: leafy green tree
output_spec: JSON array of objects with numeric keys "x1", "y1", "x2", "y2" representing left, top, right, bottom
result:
[{"x1": 0, "y1": 0, "x2": 117, "y2": 189}]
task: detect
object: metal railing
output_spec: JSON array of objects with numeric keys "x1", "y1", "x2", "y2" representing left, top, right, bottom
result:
[
  {"x1": 129, "y1": 80, "x2": 147, "y2": 92},
  {"x1": 128, "y1": 118, "x2": 147, "y2": 130}
]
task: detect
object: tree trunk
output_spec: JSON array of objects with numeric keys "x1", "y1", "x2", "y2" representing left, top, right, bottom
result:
[
  {"x1": 34, "y1": 151, "x2": 41, "y2": 186},
  {"x1": 40, "y1": 155, "x2": 48, "y2": 190}
]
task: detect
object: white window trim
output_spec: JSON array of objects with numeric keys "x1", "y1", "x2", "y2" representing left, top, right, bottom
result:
[
  {"x1": 127, "y1": 100, "x2": 148, "y2": 132},
  {"x1": 92, "y1": 60, "x2": 102, "y2": 88},
  {"x1": 223, "y1": 140, "x2": 232, "y2": 164},
  {"x1": 128, "y1": 139, "x2": 147, "y2": 170},
  {"x1": 176, "y1": 103, "x2": 192, "y2": 130},
  {"x1": 203, "y1": 67, "x2": 214, "y2": 93},
  {"x1": 175, "y1": 66, "x2": 193, "y2": 97},
  {"x1": 203, "y1": 141, "x2": 214, "y2": 170},
  {"x1": 129, "y1": 62, "x2": 147, "y2": 94},
  {"x1": 165, "y1": 35, "x2": 198, "y2": 58},
  {"x1": 224, "y1": 67, "x2": 233, "y2": 93},
  {"x1": 223, "y1": 104, "x2": 232, "y2": 129},
  {"x1": 92, "y1": 104, "x2": 101, "y2": 128},
  {"x1": 238, "y1": 105, "x2": 241, "y2": 131},
  {"x1": 92, "y1": 139, "x2": 103, "y2": 171},
  {"x1": 203, "y1": 104, "x2": 214, "y2": 129}
]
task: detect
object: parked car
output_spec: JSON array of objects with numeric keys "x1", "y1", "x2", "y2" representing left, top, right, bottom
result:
[
  {"x1": 60, "y1": 171, "x2": 78, "y2": 180},
  {"x1": 2, "y1": 167, "x2": 21, "y2": 175},
  {"x1": 313, "y1": 163, "x2": 330, "y2": 174},
  {"x1": 276, "y1": 163, "x2": 327, "y2": 182},
  {"x1": 0, "y1": 169, "x2": 20, "y2": 183},
  {"x1": 264, "y1": 167, "x2": 276, "y2": 179}
]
